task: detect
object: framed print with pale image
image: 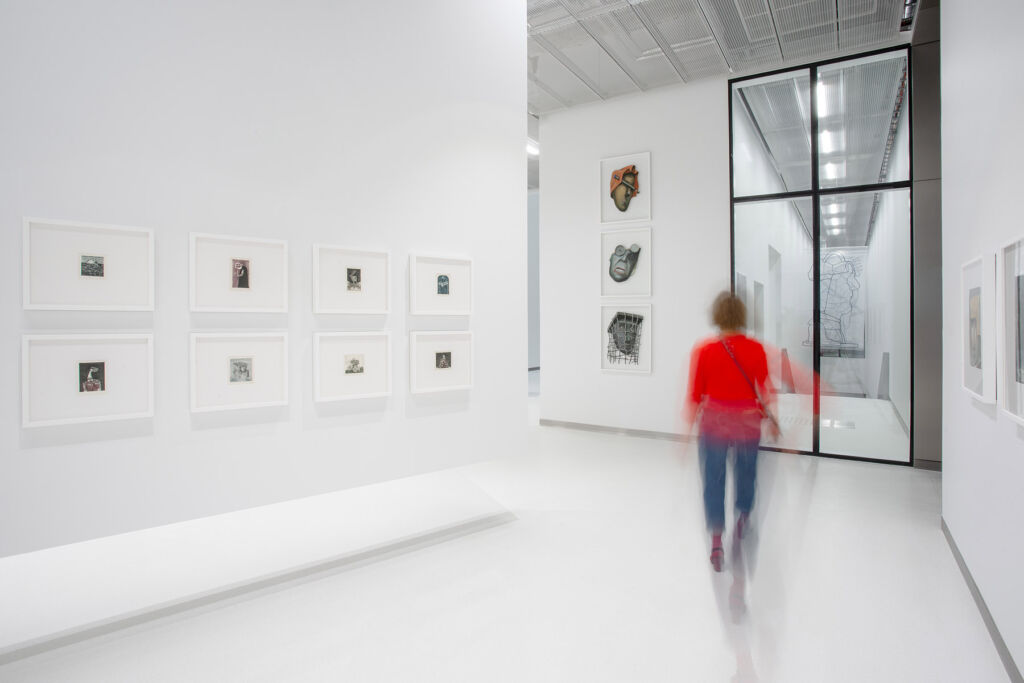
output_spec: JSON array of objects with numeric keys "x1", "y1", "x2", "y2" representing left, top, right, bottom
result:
[
  {"x1": 23, "y1": 218, "x2": 155, "y2": 311},
  {"x1": 410, "y1": 331, "x2": 473, "y2": 394},
  {"x1": 409, "y1": 254, "x2": 472, "y2": 315},
  {"x1": 190, "y1": 332, "x2": 288, "y2": 412},
  {"x1": 313, "y1": 245, "x2": 389, "y2": 314},
  {"x1": 314, "y1": 332, "x2": 391, "y2": 402},
  {"x1": 190, "y1": 233, "x2": 288, "y2": 313},
  {"x1": 1000, "y1": 238, "x2": 1024, "y2": 424},
  {"x1": 961, "y1": 256, "x2": 995, "y2": 403}
]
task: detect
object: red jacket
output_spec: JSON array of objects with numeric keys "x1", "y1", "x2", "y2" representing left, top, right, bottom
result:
[{"x1": 686, "y1": 334, "x2": 774, "y2": 438}]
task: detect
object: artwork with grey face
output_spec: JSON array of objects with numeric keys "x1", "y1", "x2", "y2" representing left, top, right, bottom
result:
[
  {"x1": 230, "y1": 357, "x2": 254, "y2": 383},
  {"x1": 437, "y1": 274, "x2": 450, "y2": 295},
  {"x1": 969, "y1": 286, "x2": 982, "y2": 369},
  {"x1": 1017, "y1": 275, "x2": 1023, "y2": 383},
  {"x1": 608, "y1": 243, "x2": 641, "y2": 282},
  {"x1": 79, "y1": 362, "x2": 105, "y2": 392},
  {"x1": 607, "y1": 312, "x2": 643, "y2": 366}
]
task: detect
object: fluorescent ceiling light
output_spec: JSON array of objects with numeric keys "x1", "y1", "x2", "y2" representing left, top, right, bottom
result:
[
  {"x1": 826, "y1": 202, "x2": 845, "y2": 215},
  {"x1": 526, "y1": 139, "x2": 540, "y2": 156},
  {"x1": 820, "y1": 130, "x2": 845, "y2": 154},
  {"x1": 823, "y1": 161, "x2": 845, "y2": 180},
  {"x1": 826, "y1": 217, "x2": 845, "y2": 226},
  {"x1": 816, "y1": 83, "x2": 829, "y2": 117},
  {"x1": 829, "y1": 228, "x2": 842, "y2": 236}
]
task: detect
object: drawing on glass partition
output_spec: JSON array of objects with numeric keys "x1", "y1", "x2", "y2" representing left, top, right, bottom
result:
[
  {"x1": 231, "y1": 259, "x2": 250, "y2": 289},
  {"x1": 80, "y1": 255, "x2": 104, "y2": 278},
  {"x1": 607, "y1": 312, "x2": 643, "y2": 366},
  {"x1": 79, "y1": 362, "x2": 105, "y2": 392},
  {"x1": 608, "y1": 243, "x2": 641, "y2": 282},
  {"x1": 346, "y1": 268, "x2": 361, "y2": 292},
  {"x1": 229, "y1": 357, "x2": 254, "y2": 383},
  {"x1": 805, "y1": 249, "x2": 866, "y2": 355},
  {"x1": 969, "y1": 286, "x2": 982, "y2": 369}
]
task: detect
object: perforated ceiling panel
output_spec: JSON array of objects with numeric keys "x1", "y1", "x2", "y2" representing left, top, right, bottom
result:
[{"x1": 527, "y1": 0, "x2": 915, "y2": 116}]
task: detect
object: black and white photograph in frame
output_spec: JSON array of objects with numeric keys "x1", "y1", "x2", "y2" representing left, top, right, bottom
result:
[
  {"x1": 599, "y1": 152, "x2": 651, "y2": 224},
  {"x1": 600, "y1": 304, "x2": 652, "y2": 374},
  {"x1": 600, "y1": 227, "x2": 651, "y2": 297},
  {"x1": 22, "y1": 334, "x2": 154, "y2": 428},
  {"x1": 313, "y1": 245, "x2": 389, "y2": 315},
  {"x1": 409, "y1": 255, "x2": 472, "y2": 315},
  {"x1": 961, "y1": 256, "x2": 995, "y2": 402},
  {"x1": 23, "y1": 218, "x2": 154, "y2": 311},
  {"x1": 410, "y1": 331, "x2": 472, "y2": 393},
  {"x1": 190, "y1": 233, "x2": 288, "y2": 313},
  {"x1": 190, "y1": 333, "x2": 288, "y2": 413},
  {"x1": 1000, "y1": 237, "x2": 1024, "y2": 425},
  {"x1": 314, "y1": 332, "x2": 391, "y2": 402}
]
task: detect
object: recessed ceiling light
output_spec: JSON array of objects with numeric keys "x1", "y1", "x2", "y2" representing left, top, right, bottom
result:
[
  {"x1": 820, "y1": 130, "x2": 845, "y2": 154},
  {"x1": 829, "y1": 228, "x2": 842, "y2": 236},
  {"x1": 816, "y1": 83, "x2": 830, "y2": 117},
  {"x1": 823, "y1": 161, "x2": 845, "y2": 180}
]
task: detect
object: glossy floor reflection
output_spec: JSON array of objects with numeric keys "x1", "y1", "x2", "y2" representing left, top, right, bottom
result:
[{"x1": 0, "y1": 409, "x2": 1007, "y2": 682}]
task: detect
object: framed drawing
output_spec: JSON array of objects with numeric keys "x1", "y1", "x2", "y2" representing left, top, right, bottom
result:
[
  {"x1": 600, "y1": 152, "x2": 651, "y2": 224},
  {"x1": 410, "y1": 331, "x2": 473, "y2": 393},
  {"x1": 313, "y1": 245, "x2": 389, "y2": 314},
  {"x1": 601, "y1": 304, "x2": 652, "y2": 374},
  {"x1": 409, "y1": 254, "x2": 472, "y2": 315},
  {"x1": 1000, "y1": 238, "x2": 1024, "y2": 425},
  {"x1": 190, "y1": 233, "x2": 288, "y2": 313},
  {"x1": 600, "y1": 227, "x2": 651, "y2": 298},
  {"x1": 190, "y1": 332, "x2": 288, "y2": 412},
  {"x1": 22, "y1": 334, "x2": 154, "y2": 428},
  {"x1": 314, "y1": 332, "x2": 391, "y2": 402},
  {"x1": 961, "y1": 256, "x2": 995, "y2": 403},
  {"x1": 23, "y1": 218, "x2": 155, "y2": 311}
]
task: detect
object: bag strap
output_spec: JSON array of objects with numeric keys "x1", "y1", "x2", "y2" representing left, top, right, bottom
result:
[{"x1": 719, "y1": 338, "x2": 780, "y2": 432}]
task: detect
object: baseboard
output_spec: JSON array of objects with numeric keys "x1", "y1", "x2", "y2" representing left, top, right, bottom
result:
[
  {"x1": 942, "y1": 518, "x2": 1023, "y2": 683},
  {"x1": 538, "y1": 418, "x2": 691, "y2": 442}
]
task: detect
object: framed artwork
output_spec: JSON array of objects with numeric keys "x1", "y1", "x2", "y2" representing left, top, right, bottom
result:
[
  {"x1": 190, "y1": 233, "x2": 288, "y2": 313},
  {"x1": 961, "y1": 256, "x2": 995, "y2": 403},
  {"x1": 600, "y1": 152, "x2": 651, "y2": 224},
  {"x1": 190, "y1": 332, "x2": 288, "y2": 412},
  {"x1": 314, "y1": 332, "x2": 391, "y2": 402},
  {"x1": 600, "y1": 227, "x2": 651, "y2": 298},
  {"x1": 409, "y1": 254, "x2": 472, "y2": 315},
  {"x1": 23, "y1": 218, "x2": 155, "y2": 311},
  {"x1": 313, "y1": 245, "x2": 389, "y2": 314},
  {"x1": 601, "y1": 304, "x2": 652, "y2": 373},
  {"x1": 22, "y1": 334, "x2": 154, "y2": 428},
  {"x1": 410, "y1": 331, "x2": 473, "y2": 393},
  {"x1": 1000, "y1": 238, "x2": 1024, "y2": 425}
]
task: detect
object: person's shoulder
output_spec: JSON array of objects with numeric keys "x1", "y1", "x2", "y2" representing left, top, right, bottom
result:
[{"x1": 691, "y1": 335, "x2": 720, "y2": 355}]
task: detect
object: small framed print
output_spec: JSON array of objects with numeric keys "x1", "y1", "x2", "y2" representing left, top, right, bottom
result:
[
  {"x1": 23, "y1": 218, "x2": 154, "y2": 310},
  {"x1": 190, "y1": 332, "x2": 288, "y2": 412},
  {"x1": 314, "y1": 332, "x2": 391, "y2": 402},
  {"x1": 313, "y1": 245, "x2": 389, "y2": 314},
  {"x1": 600, "y1": 227, "x2": 652, "y2": 297},
  {"x1": 22, "y1": 334, "x2": 154, "y2": 428},
  {"x1": 601, "y1": 304, "x2": 652, "y2": 374},
  {"x1": 999, "y1": 238, "x2": 1024, "y2": 425},
  {"x1": 961, "y1": 256, "x2": 995, "y2": 403},
  {"x1": 410, "y1": 255, "x2": 471, "y2": 315},
  {"x1": 190, "y1": 233, "x2": 288, "y2": 313},
  {"x1": 410, "y1": 331, "x2": 472, "y2": 393},
  {"x1": 600, "y1": 152, "x2": 651, "y2": 224}
]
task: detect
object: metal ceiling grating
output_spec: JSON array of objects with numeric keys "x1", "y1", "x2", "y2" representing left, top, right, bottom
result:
[
  {"x1": 700, "y1": 0, "x2": 784, "y2": 70},
  {"x1": 533, "y1": 18, "x2": 641, "y2": 99},
  {"x1": 772, "y1": 0, "x2": 838, "y2": 60},
  {"x1": 528, "y1": 36, "x2": 603, "y2": 108},
  {"x1": 839, "y1": 0, "x2": 904, "y2": 51},
  {"x1": 735, "y1": 72, "x2": 812, "y2": 192}
]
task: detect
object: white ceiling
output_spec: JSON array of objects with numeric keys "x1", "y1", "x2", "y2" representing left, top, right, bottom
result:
[{"x1": 527, "y1": 0, "x2": 918, "y2": 116}]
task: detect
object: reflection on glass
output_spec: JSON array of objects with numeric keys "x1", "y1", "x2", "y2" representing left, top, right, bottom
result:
[
  {"x1": 734, "y1": 199, "x2": 814, "y2": 452},
  {"x1": 816, "y1": 52, "x2": 910, "y2": 189},
  {"x1": 817, "y1": 189, "x2": 911, "y2": 462},
  {"x1": 732, "y1": 69, "x2": 811, "y2": 197}
]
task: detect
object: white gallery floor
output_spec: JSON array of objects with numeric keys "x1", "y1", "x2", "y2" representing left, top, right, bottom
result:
[{"x1": 0, "y1": 392, "x2": 1009, "y2": 682}]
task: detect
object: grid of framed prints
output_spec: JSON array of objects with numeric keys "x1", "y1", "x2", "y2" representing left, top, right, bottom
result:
[
  {"x1": 190, "y1": 332, "x2": 288, "y2": 413},
  {"x1": 314, "y1": 332, "x2": 391, "y2": 402},
  {"x1": 22, "y1": 334, "x2": 154, "y2": 427},
  {"x1": 600, "y1": 304, "x2": 652, "y2": 374},
  {"x1": 314, "y1": 245, "x2": 389, "y2": 314},
  {"x1": 410, "y1": 331, "x2": 473, "y2": 394},
  {"x1": 961, "y1": 256, "x2": 996, "y2": 403},
  {"x1": 409, "y1": 254, "x2": 472, "y2": 315},
  {"x1": 190, "y1": 233, "x2": 288, "y2": 313},
  {"x1": 600, "y1": 152, "x2": 651, "y2": 224},
  {"x1": 1000, "y1": 238, "x2": 1024, "y2": 425},
  {"x1": 23, "y1": 218, "x2": 155, "y2": 311}
]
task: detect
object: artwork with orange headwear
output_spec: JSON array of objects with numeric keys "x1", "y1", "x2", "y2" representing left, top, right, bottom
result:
[{"x1": 600, "y1": 152, "x2": 650, "y2": 223}]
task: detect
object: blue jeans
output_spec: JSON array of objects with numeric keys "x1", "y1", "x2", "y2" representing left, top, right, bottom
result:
[{"x1": 699, "y1": 432, "x2": 759, "y2": 533}]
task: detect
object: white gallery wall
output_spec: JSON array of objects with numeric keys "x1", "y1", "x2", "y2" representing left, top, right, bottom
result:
[
  {"x1": 0, "y1": 1, "x2": 527, "y2": 556},
  {"x1": 528, "y1": 189, "x2": 540, "y2": 369},
  {"x1": 942, "y1": 0, "x2": 1024, "y2": 668},
  {"x1": 539, "y1": 80, "x2": 731, "y2": 435}
]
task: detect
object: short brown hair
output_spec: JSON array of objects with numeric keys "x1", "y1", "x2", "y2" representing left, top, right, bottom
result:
[{"x1": 711, "y1": 291, "x2": 746, "y2": 331}]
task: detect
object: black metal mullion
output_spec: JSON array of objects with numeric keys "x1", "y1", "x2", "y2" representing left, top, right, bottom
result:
[{"x1": 810, "y1": 64, "x2": 822, "y2": 456}]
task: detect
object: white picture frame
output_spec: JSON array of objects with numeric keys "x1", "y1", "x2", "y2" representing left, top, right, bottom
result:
[
  {"x1": 190, "y1": 233, "x2": 288, "y2": 313},
  {"x1": 409, "y1": 254, "x2": 472, "y2": 316},
  {"x1": 313, "y1": 245, "x2": 390, "y2": 315},
  {"x1": 23, "y1": 218, "x2": 155, "y2": 311},
  {"x1": 999, "y1": 237, "x2": 1024, "y2": 425},
  {"x1": 410, "y1": 331, "x2": 473, "y2": 394},
  {"x1": 601, "y1": 304, "x2": 652, "y2": 374},
  {"x1": 600, "y1": 226, "x2": 652, "y2": 298},
  {"x1": 314, "y1": 332, "x2": 392, "y2": 402},
  {"x1": 190, "y1": 332, "x2": 289, "y2": 412},
  {"x1": 961, "y1": 256, "x2": 996, "y2": 403},
  {"x1": 600, "y1": 152, "x2": 651, "y2": 224},
  {"x1": 22, "y1": 333, "x2": 155, "y2": 428}
]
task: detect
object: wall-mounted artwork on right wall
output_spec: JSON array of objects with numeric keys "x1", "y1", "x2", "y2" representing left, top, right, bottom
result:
[
  {"x1": 961, "y1": 255, "x2": 995, "y2": 404},
  {"x1": 1000, "y1": 238, "x2": 1024, "y2": 425}
]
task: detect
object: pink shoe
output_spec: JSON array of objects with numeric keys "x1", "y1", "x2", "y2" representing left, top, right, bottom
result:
[{"x1": 710, "y1": 543, "x2": 724, "y2": 572}]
